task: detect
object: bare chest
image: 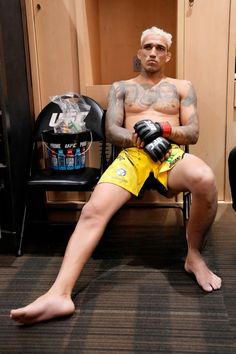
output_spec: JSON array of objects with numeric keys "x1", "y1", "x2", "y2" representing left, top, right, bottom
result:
[{"x1": 124, "y1": 81, "x2": 180, "y2": 115}]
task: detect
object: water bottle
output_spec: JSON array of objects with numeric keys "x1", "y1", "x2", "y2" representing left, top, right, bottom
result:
[
  {"x1": 80, "y1": 144, "x2": 86, "y2": 168},
  {"x1": 74, "y1": 148, "x2": 81, "y2": 169},
  {"x1": 66, "y1": 148, "x2": 74, "y2": 170},
  {"x1": 58, "y1": 149, "x2": 66, "y2": 170},
  {"x1": 50, "y1": 148, "x2": 58, "y2": 170}
]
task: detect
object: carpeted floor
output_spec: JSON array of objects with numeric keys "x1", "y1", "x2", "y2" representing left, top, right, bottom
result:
[{"x1": 0, "y1": 204, "x2": 235, "y2": 353}]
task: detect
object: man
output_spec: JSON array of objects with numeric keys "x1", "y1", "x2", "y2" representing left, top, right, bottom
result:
[{"x1": 10, "y1": 26, "x2": 222, "y2": 325}]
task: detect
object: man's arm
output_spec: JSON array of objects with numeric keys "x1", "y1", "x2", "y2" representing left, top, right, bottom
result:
[
  {"x1": 169, "y1": 80, "x2": 199, "y2": 145},
  {"x1": 105, "y1": 82, "x2": 134, "y2": 148}
]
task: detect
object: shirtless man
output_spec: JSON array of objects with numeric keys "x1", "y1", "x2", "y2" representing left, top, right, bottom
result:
[{"x1": 10, "y1": 26, "x2": 222, "y2": 325}]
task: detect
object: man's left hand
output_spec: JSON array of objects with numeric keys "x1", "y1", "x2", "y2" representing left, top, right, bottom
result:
[{"x1": 134, "y1": 119, "x2": 172, "y2": 144}]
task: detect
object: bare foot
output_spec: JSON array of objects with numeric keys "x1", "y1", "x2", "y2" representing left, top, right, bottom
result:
[
  {"x1": 10, "y1": 292, "x2": 75, "y2": 324},
  {"x1": 184, "y1": 252, "x2": 222, "y2": 292}
]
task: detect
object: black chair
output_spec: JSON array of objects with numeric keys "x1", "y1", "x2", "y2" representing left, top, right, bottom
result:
[{"x1": 18, "y1": 96, "x2": 107, "y2": 255}]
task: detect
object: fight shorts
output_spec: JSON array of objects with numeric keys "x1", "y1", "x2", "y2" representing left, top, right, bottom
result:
[{"x1": 98, "y1": 144, "x2": 185, "y2": 197}]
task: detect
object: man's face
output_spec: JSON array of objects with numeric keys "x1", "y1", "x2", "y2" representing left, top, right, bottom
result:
[{"x1": 137, "y1": 34, "x2": 171, "y2": 73}]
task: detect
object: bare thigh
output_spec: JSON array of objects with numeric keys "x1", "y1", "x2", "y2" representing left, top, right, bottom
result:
[{"x1": 87, "y1": 182, "x2": 132, "y2": 220}]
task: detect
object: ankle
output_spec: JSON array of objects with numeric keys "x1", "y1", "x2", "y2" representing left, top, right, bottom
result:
[
  {"x1": 47, "y1": 286, "x2": 72, "y2": 299},
  {"x1": 186, "y1": 248, "x2": 205, "y2": 265}
]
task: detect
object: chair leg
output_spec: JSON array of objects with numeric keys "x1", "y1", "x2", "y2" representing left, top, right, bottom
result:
[
  {"x1": 186, "y1": 193, "x2": 191, "y2": 220},
  {"x1": 183, "y1": 192, "x2": 191, "y2": 221},
  {"x1": 182, "y1": 192, "x2": 191, "y2": 239},
  {"x1": 17, "y1": 204, "x2": 27, "y2": 256}
]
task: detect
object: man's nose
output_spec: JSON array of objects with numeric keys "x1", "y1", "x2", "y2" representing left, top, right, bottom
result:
[{"x1": 149, "y1": 47, "x2": 157, "y2": 57}]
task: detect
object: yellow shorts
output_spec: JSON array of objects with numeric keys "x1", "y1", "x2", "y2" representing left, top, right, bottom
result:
[{"x1": 98, "y1": 145, "x2": 185, "y2": 197}]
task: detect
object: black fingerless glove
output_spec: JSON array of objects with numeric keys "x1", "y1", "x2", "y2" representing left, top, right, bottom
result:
[
  {"x1": 134, "y1": 119, "x2": 172, "y2": 144},
  {"x1": 144, "y1": 137, "x2": 171, "y2": 162}
]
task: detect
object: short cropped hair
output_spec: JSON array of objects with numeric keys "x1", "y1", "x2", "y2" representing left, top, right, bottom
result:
[{"x1": 141, "y1": 27, "x2": 172, "y2": 49}]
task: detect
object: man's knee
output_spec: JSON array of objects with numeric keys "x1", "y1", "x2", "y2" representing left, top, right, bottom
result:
[
  {"x1": 191, "y1": 165, "x2": 217, "y2": 199},
  {"x1": 80, "y1": 201, "x2": 103, "y2": 225}
]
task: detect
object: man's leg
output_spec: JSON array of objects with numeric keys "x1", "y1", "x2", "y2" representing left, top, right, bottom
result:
[
  {"x1": 10, "y1": 183, "x2": 132, "y2": 324},
  {"x1": 167, "y1": 153, "x2": 222, "y2": 292}
]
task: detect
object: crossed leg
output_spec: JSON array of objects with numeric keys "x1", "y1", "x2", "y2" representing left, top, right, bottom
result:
[{"x1": 167, "y1": 153, "x2": 222, "y2": 292}]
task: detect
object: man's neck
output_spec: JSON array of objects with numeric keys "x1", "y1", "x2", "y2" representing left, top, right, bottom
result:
[{"x1": 138, "y1": 70, "x2": 166, "y2": 85}]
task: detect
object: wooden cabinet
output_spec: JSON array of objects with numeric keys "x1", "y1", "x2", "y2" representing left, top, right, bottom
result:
[{"x1": 24, "y1": 0, "x2": 236, "y2": 203}]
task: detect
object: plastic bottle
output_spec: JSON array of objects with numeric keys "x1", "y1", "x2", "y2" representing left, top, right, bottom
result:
[
  {"x1": 50, "y1": 148, "x2": 58, "y2": 170},
  {"x1": 74, "y1": 148, "x2": 81, "y2": 169},
  {"x1": 66, "y1": 148, "x2": 74, "y2": 170},
  {"x1": 80, "y1": 144, "x2": 86, "y2": 168},
  {"x1": 58, "y1": 149, "x2": 66, "y2": 170}
]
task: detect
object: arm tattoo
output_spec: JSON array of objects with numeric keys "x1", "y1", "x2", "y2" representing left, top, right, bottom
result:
[
  {"x1": 171, "y1": 113, "x2": 199, "y2": 145},
  {"x1": 181, "y1": 82, "x2": 197, "y2": 107},
  {"x1": 170, "y1": 83, "x2": 199, "y2": 145},
  {"x1": 106, "y1": 82, "x2": 133, "y2": 148}
]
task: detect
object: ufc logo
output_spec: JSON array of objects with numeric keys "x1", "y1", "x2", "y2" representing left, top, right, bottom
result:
[{"x1": 49, "y1": 113, "x2": 64, "y2": 127}]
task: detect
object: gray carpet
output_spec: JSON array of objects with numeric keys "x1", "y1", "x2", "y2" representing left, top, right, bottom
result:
[{"x1": 0, "y1": 205, "x2": 235, "y2": 353}]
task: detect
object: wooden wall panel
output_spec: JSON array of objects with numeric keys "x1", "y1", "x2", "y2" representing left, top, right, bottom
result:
[
  {"x1": 225, "y1": 0, "x2": 236, "y2": 201},
  {"x1": 76, "y1": 0, "x2": 177, "y2": 89},
  {"x1": 183, "y1": 0, "x2": 230, "y2": 200},
  {"x1": 98, "y1": 0, "x2": 177, "y2": 84},
  {"x1": 26, "y1": 0, "x2": 80, "y2": 116}
]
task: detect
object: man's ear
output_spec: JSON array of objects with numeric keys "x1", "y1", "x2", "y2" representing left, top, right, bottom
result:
[
  {"x1": 137, "y1": 49, "x2": 142, "y2": 60},
  {"x1": 165, "y1": 51, "x2": 171, "y2": 63}
]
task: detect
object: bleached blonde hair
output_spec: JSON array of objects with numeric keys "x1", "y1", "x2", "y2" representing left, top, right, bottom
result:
[{"x1": 141, "y1": 26, "x2": 172, "y2": 49}]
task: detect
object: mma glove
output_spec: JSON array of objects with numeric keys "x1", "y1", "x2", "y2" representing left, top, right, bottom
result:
[
  {"x1": 134, "y1": 119, "x2": 172, "y2": 145},
  {"x1": 144, "y1": 136, "x2": 172, "y2": 162}
]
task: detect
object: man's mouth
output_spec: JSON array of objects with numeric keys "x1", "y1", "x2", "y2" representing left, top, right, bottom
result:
[{"x1": 147, "y1": 60, "x2": 157, "y2": 64}]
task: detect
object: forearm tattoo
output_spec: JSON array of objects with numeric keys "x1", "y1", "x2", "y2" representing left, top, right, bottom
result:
[
  {"x1": 106, "y1": 82, "x2": 133, "y2": 148},
  {"x1": 170, "y1": 82, "x2": 199, "y2": 145},
  {"x1": 171, "y1": 113, "x2": 199, "y2": 145}
]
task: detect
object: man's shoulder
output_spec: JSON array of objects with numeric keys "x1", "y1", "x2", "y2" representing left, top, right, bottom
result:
[
  {"x1": 112, "y1": 78, "x2": 136, "y2": 87},
  {"x1": 167, "y1": 77, "x2": 194, "y2": 96},
  {"x1": 110, "y1": 79, "x2": 138, "y2": 95},
  {"x1": 109, "y1": 80, "x2": 128, "y2": 99},
  {"x1": 167, "y1": 77, "x2": 192, "y2": 87}
]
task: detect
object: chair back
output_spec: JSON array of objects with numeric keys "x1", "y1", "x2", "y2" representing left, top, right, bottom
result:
[{"x1": 33, "y1": 96, "x2": 105, "y2": 141}]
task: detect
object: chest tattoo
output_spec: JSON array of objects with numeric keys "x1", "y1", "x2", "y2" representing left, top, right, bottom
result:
[{"x1": 125, "y1": 82, "x2": 179, "y2": 111}]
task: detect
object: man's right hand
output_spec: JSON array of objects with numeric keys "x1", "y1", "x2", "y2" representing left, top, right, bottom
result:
[
  {"x1": 144, "y1": 137, "x2": 172, "y2": 162},
  {"x1": 134, "y1": 119, "x2": 172, "y2": 144}
]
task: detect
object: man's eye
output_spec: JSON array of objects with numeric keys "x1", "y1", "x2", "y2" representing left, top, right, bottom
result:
[
  {"x1": 143, "y1": 45, "x2": 152, "y2": 50},
  {"x1": 157, "y1": 46, "x2": 166, "y2": 51}
]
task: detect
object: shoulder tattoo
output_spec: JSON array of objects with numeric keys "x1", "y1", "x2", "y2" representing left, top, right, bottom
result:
[{"x1": 181, "y1": 82, "x2": 197, "y2": 107}]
